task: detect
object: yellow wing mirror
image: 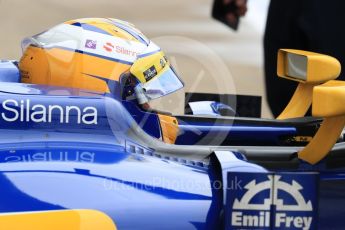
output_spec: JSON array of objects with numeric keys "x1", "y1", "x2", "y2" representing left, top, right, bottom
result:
[
  {"x1": 277, "y1": 49, "x2": 341, "y2": 83},
  {"x1": 276, "y1": 50, "x2": 345, "y2": 164},
  {"x1": 277, "y1": 49, "x2": 341, "y2": 119}
]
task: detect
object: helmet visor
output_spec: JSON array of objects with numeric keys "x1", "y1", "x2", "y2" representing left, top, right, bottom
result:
[
  {"x1": 142, "y1": 66, "x2": 183, "y2": 100},
  {"x1": 130, "y1": 50, "x2": 184, "y2": 100}
]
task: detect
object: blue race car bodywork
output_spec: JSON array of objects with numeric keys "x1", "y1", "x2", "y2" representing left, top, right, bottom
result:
[{"x1": 0, "y1": 61, "x2": 345, "y2": 229}]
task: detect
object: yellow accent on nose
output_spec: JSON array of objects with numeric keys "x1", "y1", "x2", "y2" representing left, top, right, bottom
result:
[{"x1": 0, "y1": 209, "x2": 117, "y2": 230}]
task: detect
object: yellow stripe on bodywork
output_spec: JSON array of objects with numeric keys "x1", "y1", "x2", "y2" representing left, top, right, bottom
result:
[
  {"x1": 158, "y1": 114, "x2": 179, "y2": 144},
  {"x1": 0, "y1": 209, "x2": 117, "y2": 230}
]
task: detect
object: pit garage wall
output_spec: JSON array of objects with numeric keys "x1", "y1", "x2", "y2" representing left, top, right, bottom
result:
[{"x1": 0, "y1": 0, "x2": 271, "y2": 118}]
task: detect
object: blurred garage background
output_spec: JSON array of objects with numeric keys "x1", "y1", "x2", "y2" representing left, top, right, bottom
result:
[{"x1": 0, "y1": 0, "x2": 272, "y2": 117}]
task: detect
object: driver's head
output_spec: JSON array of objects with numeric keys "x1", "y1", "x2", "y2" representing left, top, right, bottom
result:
[{"x1": 19, "y1": 18, "x2": 184, "y2": 102}]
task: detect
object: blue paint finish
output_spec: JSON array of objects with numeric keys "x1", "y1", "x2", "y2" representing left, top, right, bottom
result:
[
  {"x1": 0, "y1": 81, "x2": 221, "y2": 229},
  {"x1": 0, "y1": 143, "x2": 126, "y2": 164},
  {"x1": 0, "y1": 61, "x2": 20, "y2": 83},
  {"x1": 319, "y1": 178, "x2": 345, "y2": 229},
  {"x1": 122, "y1": 100, "x2": 161, "y2": 139},
  {"x1": 121, "y1": 98, "x2": 297, "y2": 146},
  {"x1": 0, "y1": 80, "x2": 344, "y2": 228},
  {"x1": 0, "y1": 144, "x2": 218, "y2": 229}
]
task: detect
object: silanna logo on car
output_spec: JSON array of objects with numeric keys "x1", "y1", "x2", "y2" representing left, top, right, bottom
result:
[{"x1": 0, "y1": 99, "x2": 98, "y2": 125}]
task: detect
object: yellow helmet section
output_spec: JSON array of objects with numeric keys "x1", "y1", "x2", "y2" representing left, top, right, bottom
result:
[
  {"x1": 20, "y1": 46, "x2": 131, "y2": 93},
  {"x1": 20, "y1": 46, "x2": 50, "y2": 85},
  {"x1": 65, "y1": 18, "x2": 145, "y2": 44},
  {"x1": 19, "y1": 18, "x2": 150, "y2": 94},
  {"x1": 130, "y1": 51, "x2": 168, "y2": 83}
]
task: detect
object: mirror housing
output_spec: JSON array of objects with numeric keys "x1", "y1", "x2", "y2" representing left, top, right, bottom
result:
[
  {"x1": 277, "y1": 49, "x2": 341, "y2": 119},
  {"x1": 277, "y1": 49, "x2": 341, "y2": 84}
]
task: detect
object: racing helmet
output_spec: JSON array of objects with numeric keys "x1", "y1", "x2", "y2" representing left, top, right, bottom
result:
[{"x1": 19, "y1": 18, "x2": 184, "y2": 100}]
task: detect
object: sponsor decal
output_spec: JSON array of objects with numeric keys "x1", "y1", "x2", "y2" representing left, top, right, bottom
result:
[
  {"x1": 143, "y1": 65, "x2": 157, "y2": 81},
  {"x1": 1, "y1": 99, "x2": 98, "y2": 125},
  {"x1": 103, "y1": 42, "x2": 138, "y2": 57},
  {"x1": 4, "y1": 151, "x2": 95, "y2": 163},
  {"x1": 226, "y1": 172, "x2": 318, "y2": 230},
  {"x1": 103, "y1": 42, "x2": 114, "y2": 52},
  {"x1": 85, "y1": 39, "x2": 97, "y2": 49}
]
